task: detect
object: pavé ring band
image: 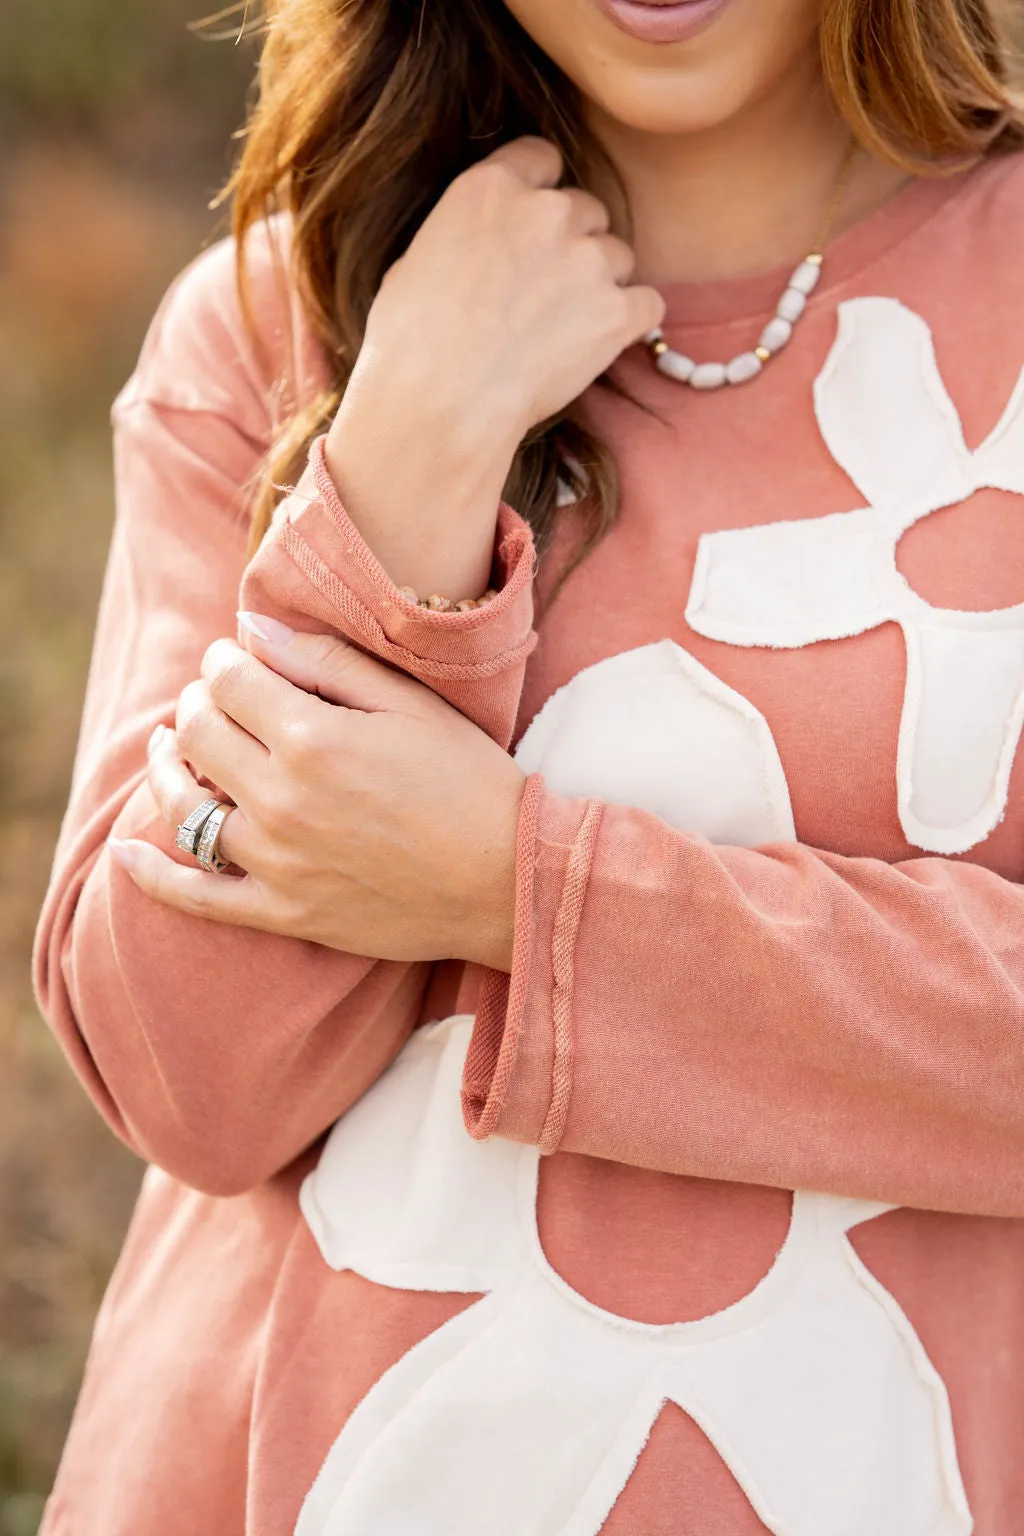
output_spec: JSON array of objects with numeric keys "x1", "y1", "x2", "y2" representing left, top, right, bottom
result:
[
  {"x1": 194, "y1": 802, "x2": 235, "y2": 873},
  {"x1": 174, "y1": 797, "x2": 222, "y2": 857}
]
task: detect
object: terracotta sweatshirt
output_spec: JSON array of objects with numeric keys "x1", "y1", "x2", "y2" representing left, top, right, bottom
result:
[{"x1": 33, "y1": 154, "x2": 1024, "y2": 1535}]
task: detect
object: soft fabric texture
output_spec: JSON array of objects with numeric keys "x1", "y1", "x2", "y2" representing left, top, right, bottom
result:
[
  {"x1": 32, "y1": 155, "x2": 1024, "y2": 1535},
  {"x1": 301, "y1": 1020, "x2": 966, "y2": 1536},
  {"x1": 297, "y1": 638, "x2": 966, "y2": 1535}
]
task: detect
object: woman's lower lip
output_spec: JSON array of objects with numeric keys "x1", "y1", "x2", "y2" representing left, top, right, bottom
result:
[{"x1": 595, "y1": 0, "x2": 730, "y2": 44}]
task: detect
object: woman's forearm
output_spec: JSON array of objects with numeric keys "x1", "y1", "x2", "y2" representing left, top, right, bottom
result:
[{"x1": 466, "y1": 784, "x2": 1024, "y2": 1218}]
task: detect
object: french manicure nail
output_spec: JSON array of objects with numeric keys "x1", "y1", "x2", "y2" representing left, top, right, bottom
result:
[
  {"x1": 147, "y1": 724, "x2": 166, "y2": 758},
  {"x1": 237, "y1": 611, "x2": 295, "y2": 646},
  {"x1": 108, "y1": 837, "x2": 140, "y2": 872}
]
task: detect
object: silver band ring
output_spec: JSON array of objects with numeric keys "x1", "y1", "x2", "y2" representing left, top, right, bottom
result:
[
  {"x1": 175, "y1": 798, "x2": 222, "y2": 857},
  {"x1": 194, "y1": 802, "x2": 234, "y2": 873}
]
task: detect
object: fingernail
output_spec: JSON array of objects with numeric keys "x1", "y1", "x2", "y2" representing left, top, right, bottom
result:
[
  {"x1": 237, "y1": 611, "x2": 295, "y2": 647},
  {"x1": 108, "y1": 837, "x2": 140, "y2": 872},
  {"x1": 146, "y1": 724, "x2": 166, "y2": 758}
]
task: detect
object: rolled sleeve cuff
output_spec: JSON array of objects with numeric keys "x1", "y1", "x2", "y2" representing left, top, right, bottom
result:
[
  {"x1": 240, "y1": 434, "x2": 537, "y2": 745},
  {"x1": 463, "y1": 777, "x2": 603, "y2": 1153}
]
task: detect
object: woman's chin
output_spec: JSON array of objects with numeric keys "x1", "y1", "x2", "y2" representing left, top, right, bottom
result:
[
  {"x1": 580, "y1": 64, "x2": 759, "y2": 140},
  {"x1": 504, "y1": 0, "x2": 821, "y2": 143}
]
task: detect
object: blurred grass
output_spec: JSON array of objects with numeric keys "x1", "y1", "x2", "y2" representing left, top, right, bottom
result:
[{"x1": 0, "y1": 4, "x2": 253, "y2": 1528}]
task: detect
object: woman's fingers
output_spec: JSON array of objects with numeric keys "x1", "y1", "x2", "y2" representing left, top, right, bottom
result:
[
  {"x1": 619, "y1": 282, "x2": 667, "y2": 346},
  {"x1": 146, "y1": 725, "x2": 249, "y2": 869},
  {"x1": 594, "y1": 232, "x2": 637, "y2": 285},
  {"x1": 233, "y1": 618, "x2": 435, "y2": 715},
  {"x1": 198, "y1": 638, "x2": 338, "y2": 747},
  {"x1": 146, "y1": 723, "x2": 210, "y2": 826},
  {"x1": 481, "y1": 136, "x2": 563, "y2": 189},
  {"x1": 107, "y1": 836, "x2": 268, "y2": 929},
  {"x1": 175, "y1": 676, "x2": 269, "y2": 799},
  {"x1": 558, "y1": 187, "x2": 612, "y2": 237}
]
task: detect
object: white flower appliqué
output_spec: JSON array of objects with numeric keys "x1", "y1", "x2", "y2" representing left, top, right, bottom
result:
[
  {"x1": 687, "y1": 296, "x2": 1024, "y2": 855},
  {"x1": 296, "y1": 643, "x2": 971, "y2": 1536}
]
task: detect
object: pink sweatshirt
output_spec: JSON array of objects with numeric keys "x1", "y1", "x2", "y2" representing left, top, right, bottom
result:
[{"x1": 34, "y1": 153, "x2": 1024, "y2": 1535}]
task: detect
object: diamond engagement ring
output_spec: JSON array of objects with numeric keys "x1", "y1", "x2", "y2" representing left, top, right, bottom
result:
[
  {"x1": 194, "y1": 802, "x2": 234, "y2": 873},
  {"x1": 174, "y1": 798, "x2": 222, "y2": 857}
]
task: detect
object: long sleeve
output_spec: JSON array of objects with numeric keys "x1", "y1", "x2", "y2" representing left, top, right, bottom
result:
[
  {"x1": 465, "y1": 781, "x2": 1024, "y2": 1218},
  {"x1": 33, "y1": 231, "x2": 535, "y2": 1197}
]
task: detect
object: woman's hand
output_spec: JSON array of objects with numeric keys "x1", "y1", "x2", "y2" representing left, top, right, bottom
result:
[
  {"x1": 324, "y1": 135, "x2": 665, "y2": 599},
  {"x1": 108, "y1": 619, "x2": 525, "y2": 972}
]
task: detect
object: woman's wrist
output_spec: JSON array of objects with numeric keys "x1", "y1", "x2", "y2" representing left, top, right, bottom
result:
[
  {"x1": 454, "y1": 763, "x2": 524, "y2": 974},
  {"x1": 324, "y1": 364, "x2": 523, "y2": 600}
]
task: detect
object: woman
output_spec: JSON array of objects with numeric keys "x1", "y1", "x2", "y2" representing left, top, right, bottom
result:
[{"x1": 33, "y1": 0, "x2": 1024, "y2": 1529}]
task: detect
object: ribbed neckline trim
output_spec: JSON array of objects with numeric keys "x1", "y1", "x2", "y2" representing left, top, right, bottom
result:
[{"x1": 652, "y1": 156, "x2": 1007, "y2": 334}]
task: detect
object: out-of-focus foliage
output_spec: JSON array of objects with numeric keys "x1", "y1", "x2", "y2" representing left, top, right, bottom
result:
[
  {"x1": 0, "y1": 6, "x2": 253, "y2": 1532},
  {"x1": 0, "y1": 0, "x2": 254, "y2": 163}
]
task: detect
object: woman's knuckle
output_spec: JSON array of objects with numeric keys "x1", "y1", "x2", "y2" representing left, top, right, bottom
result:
[
  {"x1": 262, "y1": 780, "x2": 301, "y2": 836},
  {"x1": 459, "y1": 160, "x2": 513, "y2": 212},
  {"x1": 207, "y1": 653, "x2": 249, "y2": 704},
  {"x1": 169, "y1": 787, "x2": 195, "y2": 827},
  {"x1": 176, "y1": 684, "x2": 209, "y2": 739},
  {"x1": 534, "y1": 188, "x2": 570, "y2": 235},
  {"x1": 180, "y1": 883, "x2": 211, "y2": 919},
  {"x1": 575, "y1": 237, "x2": 609, "y2": 285},
  {"x1": 609, "y1": 235, "x2": 635, "y2": 271},
  {"x1": 286, "y1": 716, "x2": 333, "y2": 773},
  {"x1": 175, "y1": 712, "x2": 198, "y2": 754},
  {"x1": 278, "y1": 716, "x2": 313, "y2": 761},
  {"x1": 583, "y1": 191, "x2": 611, "y2": 228},
  {"x1": 201, "y1": 638, "x2": 232, "y2": 675}
]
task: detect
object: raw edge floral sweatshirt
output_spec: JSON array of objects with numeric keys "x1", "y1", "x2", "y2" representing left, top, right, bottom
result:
[{"x1": 34, "y1": 154, "x2": 1024, "y2": 1535}]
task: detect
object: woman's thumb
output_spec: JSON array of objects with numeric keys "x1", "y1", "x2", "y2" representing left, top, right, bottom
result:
[{"x1": 236, "y1": 612, "x2": 426, "y2": 712}]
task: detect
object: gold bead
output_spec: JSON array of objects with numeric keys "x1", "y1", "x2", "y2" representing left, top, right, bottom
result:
[
  {"x1": 755, "y1": 346, "x2": 771, "y2": 362},
  {"x1": 806, "y1": 252, "x2": 824, "y2": 266},
  {"x1": 652, "y1": 340, "x2": 668, "y2": 356}
]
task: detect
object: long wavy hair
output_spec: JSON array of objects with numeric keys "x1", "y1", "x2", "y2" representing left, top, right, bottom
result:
[{"x1": 225, "y1": 0, "x2": 1024, "y2": 561}]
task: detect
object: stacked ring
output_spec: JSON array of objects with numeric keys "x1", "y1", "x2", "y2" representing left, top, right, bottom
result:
[
  {"x1": 175, "y1": 798, "x2": 222, "y2": 857},
  {"x1": 194, "y1": 803, "x2": 234, "y2": 873}
]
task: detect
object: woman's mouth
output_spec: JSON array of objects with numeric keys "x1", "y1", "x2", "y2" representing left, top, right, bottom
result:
[{"x1": 593, "y1": 0, "x2": 731, "y2": 45}]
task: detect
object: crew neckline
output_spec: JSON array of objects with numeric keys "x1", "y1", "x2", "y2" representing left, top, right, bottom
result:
[{"x1": 652, "y1": 156, "x2": 1003, "y2": 333}]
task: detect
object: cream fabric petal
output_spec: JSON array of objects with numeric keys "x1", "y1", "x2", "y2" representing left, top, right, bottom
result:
[
  {"x1": 515, "y1": 642, "x2": 795, "y2": 845},
  {"x1": 898, "y1": 622, "x2": 1024, "y2": 854},
  {"x1": 687, "y1": 508, "x2": 884, "y2": 648},
  {"x1": 813, "y1": 299, "x2": 972, "y2": 514},
  {"x1": 667, "y1": 1233, "x2": 970, "y2": 1536},
  {"x1": 301, "y1": 1018, "x2": 528, "y2": 1294},
  {"x1": 302, "y1": 1282, "x2": 661, "y2": 1536},
  {"x1": 295, "y1": 1295, "x2": 510, "y2": 1536},
  {"x1": 687, "y1": 297, "x2": 1024, "y2": 855}
]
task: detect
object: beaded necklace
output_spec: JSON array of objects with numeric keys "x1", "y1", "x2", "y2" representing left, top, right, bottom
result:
[{"x1": 644, "y1": 141, "x2": 859, "y2": 390}]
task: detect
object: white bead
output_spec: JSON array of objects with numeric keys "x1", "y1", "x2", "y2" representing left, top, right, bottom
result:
[
  {"x1": 777, "y1": 287, "x2": 807, "y2": 323},
  {"x1": 655, "y1": 348, "x2": 696, "y2": 383},
  {"x1": 725, "y1": 351, "x2": 763, "y2": 385},
  {"x1": 644, "y1": 327, "x2": 664, "y2": 345},
  {"x1": 759, "y1": 316, "x2": 794, "y2": 354},
  {"x1": 689, "y1": 361, "x2": 728, "y2": 391},
  {"x1": 788, "y1": 260, "x2": 822, "y2": 296}
]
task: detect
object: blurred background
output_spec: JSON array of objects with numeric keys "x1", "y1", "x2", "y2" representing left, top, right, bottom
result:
[{"x1": 0, "y1": 5, "x2": 254, "y2": 1530}]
